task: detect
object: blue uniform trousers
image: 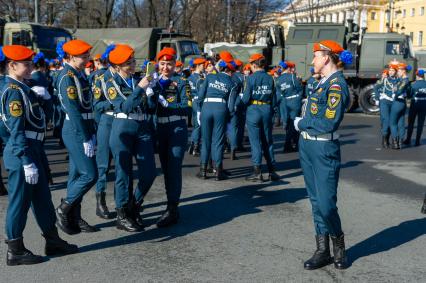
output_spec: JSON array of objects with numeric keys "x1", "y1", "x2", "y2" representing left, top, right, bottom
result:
[
  {"x1": 236, "y1": 108, "x2": 246, "y2": 148},
  {"x1": 246, "y1": 105, "x2": 275, "y2": 166},
  {"x1": 299, "y1": 138, "x2": 343, "y2": 236},
  {"x1": 62, "y1": 120, "x2": 98, "y2": 205},
  {"x1": 379, "y1": 100, "x2": 392, "y2": 136},
  {"x1": 201, "y1": 103, "x2": 228, "y2": 167},
  {"x1": 282, "y1": 98, "x2": 301, "y2": 148},
  {"x1": 228, "y1": 113, "x2": 239, "y2": 150},
  {"x1": 3, "y1": 140, "x2": 56, "y2": 239},
  {"x1": 109, "y1": 118, "x2": 156, "y2": 208},
  {"x1": 406, "y1": 101, "x2": 426, "y2": 142},
  {"x1": 390, "y1": 100, "x2": 406, "y2": 139},
  {"x1": 96, "y1": 114, "x2": 114, "y2": 194},
  {"x1": 191, "y1": 105, "x2": 201, "y2": 145},
  {"x1": 157, "y1": 119, "x2": 187, "y2": 204}
]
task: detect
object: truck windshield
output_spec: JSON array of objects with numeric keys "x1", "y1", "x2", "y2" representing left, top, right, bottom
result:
[
  {"x1": 32, "y1": 25, "x2": 72, "y2": 50},
  {"x1": 179, "y1": 41, "x2": 201, "y2": 56}
]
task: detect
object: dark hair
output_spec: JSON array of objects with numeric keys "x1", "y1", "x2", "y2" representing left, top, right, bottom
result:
[
  {"x1": 325, "y1": 51, "x2": 344, "y2": 69},
  {"x1": 251, "y1": 58, "x2": 266, "y2": 69},
  {"x1": 34, "y1": 59, "x2": 46, "y2": 70}
]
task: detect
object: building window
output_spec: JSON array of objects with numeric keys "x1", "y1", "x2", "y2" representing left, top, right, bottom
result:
[
  {"x1": 402, "y1": 9, "x2": 406, "y2": 17},
  {"x1": 371, "y1": 11, "x2": 377, "y2": 20},
  {"x1": 411, "y1": 8, "x2": 415, "y2": 17},
  {"x1": 420, "y1": 7, "x2": 425, "y2": 16},
  {"x1": 419, "y1": 31, "x2": 423, "y2": 46}
]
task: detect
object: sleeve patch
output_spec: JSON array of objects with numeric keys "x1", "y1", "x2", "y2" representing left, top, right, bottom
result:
[
  {"x1": 329, "y1": 84, "x2": 341, "y2": 91},
  {"x1": 67, "y1": 86, "x2": 77, "y2": 100},
  {"x1": 107, "y1": 87, "x2": 117, "y2": 100},
  {"x1": 9, "y1": 100, "x2": 23, "y2": 117},
  {"x1": 93, "y1": 87, "x2": 102, "y2": 100},
  {"x1": 325, "y1": 108, "x2": 336, "y2": 119},
  {"x1": 327, "y1": 93, "x2": 341, "y2": 109}
]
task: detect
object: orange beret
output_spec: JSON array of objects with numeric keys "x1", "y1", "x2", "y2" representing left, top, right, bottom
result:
[
  {"x1": 85, "y1": 61, "x2": 93, "y2": 68},
  {"x1": 157, "y1": 47, "x2": 176, "y2": 61},
  {"x1": 286, "y1": 61, "x2": 295, "y2": 68},
  {"x1": 397, "y1": 62, "x2": 407, "y2": 69},
  {"x1": 234, "y1": 59, "x2": 243, "y2": 67},
  {"x1": 2, "y1": 45, "x2": 35, "y2": 61},
  {"x1": 249, "y1": 53, "x2": 265, "y2": 63},
  {"x1": 93, "y1": 54, "x2": 102, "y2": 60},
  {"x1": 313, "y1": 40, "x2": 344, "y2": 54},
  {"x1": 63, "y1": 39, "x2": 92, "y2": 56},
  {"x1": 193, "y1": 58, "x2": 206, "y2": 65},
  {"x1": 109, "y1": 44, "x2": 134, "y2": 65},
  {"x1": 382, "y1": 69, "x2": 389, "y2": 75},
  {"x1": 219, "y1": 51, "x2": 234, "y2": 63},
  {"x1": 243, "y1": 63, "x2": 251, "y2": 71},
  {"x1": 176, "y1": 60, "x2": 183, "y2": 67},
  {"x1": 388, "y1": 60, "x2": 399, "y2": 70}
]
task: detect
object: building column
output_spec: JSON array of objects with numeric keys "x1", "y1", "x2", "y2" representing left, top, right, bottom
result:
[
  {"x1": 339, "y1": 11, "x2": 345, "y2": 24},
  {"x1": 332, "y1": 13, "x2": 338, "y2": 23},
  {"x1": 360, "y1": 8, "x2": 367, "y2": 29}
]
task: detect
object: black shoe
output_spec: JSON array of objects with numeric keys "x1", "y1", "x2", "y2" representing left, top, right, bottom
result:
[
  {"x1": 129, "y1": 199, "x2": 145, "y2": 228},
  {"x1": 193, "y1": 144, "x2": 200, "y2": 156},
  {"x1": 415, "y1": 138, "x2": 420, "y2": 147},
  {"x1": 382, "y1": 136, "x2": 389, "y2": 148},
  {"x1": 267, "y1": 164, "x2": 280, "y2": 181},
  {"x1": 331, "y1": 234, "x2": 349, "y2": 269},
  {"x1": 231, "y1": 149, "x2": 237, "y2": 160},
  {"x1": 245, "y1": 166, "x2": 263, "y2": 182},
  {"x1": 42, "y1": 228, "x2": 79, "y2": 256},
  {"x1": 116, "y1": 207, "x2": 142, "y2": 232},
  {"x1": 96, "y1": 192, "x2": 112, "y2": 219},
  {"x1": 391, "y1": 138, "x2": 400, "y2": 150},
  {"x1": 72, "y1": 203, "x2": 100, "y2": 233},
  {"x1": 0, "y1": 180, "x2": 7, "y2": 196},
  {"x1": 402, "y1": 139, "x2": 410, "y2": 146},
  {"x1": 6, "y1": 238, "x2": 44, "y2": 266},
  {"x1": 215, "y1": 165, "x2": 227, "y2": 181},
  {"x1": 421, "y1": 195, "x2": 426, "y2": 214},
  {"x1": 224, "y1": 142, "x2": 231, "y2": 154},
  {"x1": 207, "y1": 159, "x2": 214, "y2": 173},
  {"x1": 157, "y1": 203, "x2": 179, "y2": 228},
  {"x1": 188, "y1": 143, "x2": 194, "y2": 155},
  {"x1": 196, "y1": 164, "x2": 207, "y2": 179},
  {"x1": 304, "y1": 235, "x2": 332, "y2": 270},
  {"x1": 56, "y1": 199, "x2": 81, "y2": 235},
  {"x1": 236, "y1": 146, "x2": 248, "y2": 152}
]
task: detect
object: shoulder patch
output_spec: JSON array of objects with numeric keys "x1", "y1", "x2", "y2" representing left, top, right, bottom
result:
[
  {"x1": 310, "y1": 102, "x2": 318, "y2": 115},
  {"x1": 327, "y1": 93, "x2": 341, "y2": 109},
  {"x1": 67, "y1": 86, "x2": 77, "y2": 100},
  {"x1": 107, "y1": 87, "x2": 117, "y2": 100},
  {"x1": 9, "y1": 84, "x2": 20, "y2": 90},
  {"x1": 329, "y1": 84, "x2": 341, "y2": 92},
  {"x1": 330, "y1": 77, "x2": 338, "y2": 84},
  {"x1": 93, "y1": 87, "x2": 102, "y2": 100},
  {"x1": 325, "y1": 108, "x2": 336, "y2": 119},
  {"x1": 9, "y1": 100, "x2": 23, "y2": 117},
  {"x1": 67, "y1": 71, "x2": 74, "y2": 77}
]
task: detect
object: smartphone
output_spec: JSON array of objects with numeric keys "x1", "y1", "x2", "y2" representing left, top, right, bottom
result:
[{"x1": 145, "y1": 62, "x2": 156, "y2": 81}]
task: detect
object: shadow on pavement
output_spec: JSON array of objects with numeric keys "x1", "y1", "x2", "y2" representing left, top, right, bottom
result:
[{"x1": 78, "y1": 184, "x2": 307, "y2": 254}]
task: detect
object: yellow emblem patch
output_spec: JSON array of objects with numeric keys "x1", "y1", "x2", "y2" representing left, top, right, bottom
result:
[
  {"x1": 166, "y1": 95, "x2": 176, "y2": 103},
  {"x1": 317, "y1": 88, "x2": 323, "y2": 93},
  {"x1": 310, "y1": 102, "x2": 318, "y2": 115},
  {"x1": 67, "y1": 86, "x2": 77, "y2": 100},
  {"x1": 9, "y1": 100, "x2": 23, "y2": 117},
  {"x1": 93, "y1": 87, "x2": 102, "y2": 100},
  {"x1": 107, "y1": 87, "x2": 117, "y2": 100},
  {"x1": 327, "y1": 93, "x2": 341, "y2": 109},
  {"x1": 325, "y1": 108, "x2": 336, "y2": 119}
]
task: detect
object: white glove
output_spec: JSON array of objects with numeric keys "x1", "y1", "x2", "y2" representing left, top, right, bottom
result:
[
  {"x1": 294, "y1": 117, "x2": 302, "y2": 132},
  {"x1": 31, "y1": 86, "x2": 51, "y2": 100},
  {"x1": 23, "y1": 163, "x2": 39, "y2": 185},
  {"x1": 239, "y1": 92, "x2": 243, "y2": 98},
  {"x1": 146, "y1": 87, "x2": 154, "y2": 97},
  {"x1": 197, "y1": 111, "x2": 201, "y2": 125},
  {"x1": 375, "y1": 100, "x2": 379, "y2": 106},
  {"x1": 83, "y1": 139, "x2": 95, "y2": 158},
  {"x1": 397, "y1": 95, "x2": 404, "y2": 99},
  {"x1": 158, "y1": 95, "x2": 169, "y2": 107}
]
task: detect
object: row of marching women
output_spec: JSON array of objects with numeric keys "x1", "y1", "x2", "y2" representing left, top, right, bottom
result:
[{"x1": 374, "y1": 60, "x2": 426, "y2": 149}]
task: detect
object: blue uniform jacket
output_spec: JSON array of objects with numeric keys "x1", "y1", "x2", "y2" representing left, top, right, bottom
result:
[
  {"x1": 374, "y1": 76, "x2": 399, "y2": 101},
  {"x1": 241, "y1": 70, "x2": 276, "y2": 108},
  {"x1": 305, "y1": 76, "x2": 318, "y2": 98},
  {"x1": 187, "y1": 72, "x2": 204, "y2": 109},
  {"x1": 276, "y1": 73, "x2": 303, "y2": 103},
  {"x1": 394, "y1": 77, "x2": 410, "y2": 100},
  {"x1": 298, "y1": 71, "x2": 349, "y2": 136},
  {"x1": 409, "y1": 80, "x2": 426, "y2": 101}
]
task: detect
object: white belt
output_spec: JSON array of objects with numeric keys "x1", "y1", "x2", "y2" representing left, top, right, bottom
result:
[
  {"x1": 285, "y1": 94, "x2": 300, "y2": 99},
  {"x1": 157, "y1": 115, "x2": 185, "y2": 124},
  {"x1": 204, "y1": 98, "x2": 226, "y2": 103},
  {"x1": 380, "y1": 94, "x2": 393, "y2": 101},
  {"x1": 65, "y1": 113, "x2": 94, "y2": 120},
  {"x1": 115, "y1": 113, "x2": 146, "y2": 121},
  {"x1": 25, "y1": 131, "x2": 45, "y2": 141},
  {"x1": 301, "y1": 131, "x2": 339, "y2": 141},
  {"x1": 414, "y1": 97, "x2": 426, "y2": 101},
  {"x1": 104, "y1": 111, "x2": 114, "y2": 116},
  {"x1": 193, "y1": 96, "x2": 199, "y2": 100}
]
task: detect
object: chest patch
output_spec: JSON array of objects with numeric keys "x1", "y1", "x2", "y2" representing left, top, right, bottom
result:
[
  {"x1": 310, "y1": 102, "x2": 318, "y2": 115},
  {"x1": 108, "y1": 87, "x2": 117, "y2": 100},
  {"x1": 67, "y1": 86, "x2": 77, "y2": 100},
  {"x1": 327, "y1": 93, "x2": 341, "y2": 109},
  {"x1": 166, "y1": 95, "x2": 176, "y2": 103},
  {"x1": 9, "y1": 100, "x2": 23, "y2": 117},
  {"x1": 93, "y1": 87, "x2": 101, "y2": 100}
]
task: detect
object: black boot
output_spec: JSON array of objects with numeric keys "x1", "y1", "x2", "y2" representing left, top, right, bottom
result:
[
  {"x1": 188, "y1": 143, "x2": 194, "y2": 155},
  {"x1": 382, "y1": 136, "x2": 389, "y2": 148},
  {"x1": 116, "y1": 207, "x2": 142, "y2": 232},
  {"x1": 402, "y1": 138, "x2": 410, "y2": 146},
  {"x1": 196, "y1": 164, "x2": 207, "y2": 179},
  {"x1": 207, "y1": 159, "x2": 214, "y2": 173},
  {"x1": 267, "y1": 164, "x2": 280, "y2": 181},
  {"x1": 421, "y1": 194, "x2": 426, "y2": 214},
  {"x1": 157, "y1": 203, "x2": 179, "y2": 228},
  {"x1": 56, "y1": 199, "x2": 80, "y2": 235},
  {"x1": 331, "y1": 234, "x2": 349, "y2": 269},
  {"x1": 193, "y1": 143, "x2": 200, "y2": 156},
  {"x1": 391, "y1": 138, "x2": 400, "y2": 149},
  {"x1": 215, "y1": 164, "x2": 227, "y2": 181},
  {"x1": 231, "y1": 149, "x2": 237, "y2": 160},
  {"x1": 96, "y1": 192, "x2": 112, "y2": 219},
  {"x1": 245, "y1": 166, "x2": 263, "y2": 182},
  {"x1": 6, "y1": 238, "x2": 43, "y2": 266},
  {"x1": 304, "y1": 235, "x2": 332, "y2": 270},
  {"x1": 129, "y1": 199, "x2": 145, "y2": 228},
  {"x1": 0, "y1": 178, "x2": 7, "y2": 196},
  {"x1": 72, "y1": 203, "x2": 100, "y2": 233},
  {"x1": 42, "y1": 228, "x2": 79, "y2": 256},
  {"x1": 415, "y1": 137, "x2": 420, "y2": 147}
]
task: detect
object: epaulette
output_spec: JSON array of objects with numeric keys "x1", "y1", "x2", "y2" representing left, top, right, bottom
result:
[
  {"x1": 67, "y1": 70, "x2": 74, "y2": 77},
  {"x1": 330, "y1": 77, "x2": 338, "y2": 84},
  {"x1": 8, "y1": 83, "x2": 20, "y2": 90}
]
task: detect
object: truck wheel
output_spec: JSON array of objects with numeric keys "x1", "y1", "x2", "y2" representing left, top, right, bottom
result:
[
  {"x1": 345, "y1": 87, "x2": 358, "y2": 112},
  {"x1": 359, "y1": 84, "x2": 379, "y2": 115}
]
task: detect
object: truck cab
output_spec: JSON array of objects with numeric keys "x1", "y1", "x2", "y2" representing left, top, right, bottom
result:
[{"x1": 157, "y1": 36, "x2": 201, "y2": 64}]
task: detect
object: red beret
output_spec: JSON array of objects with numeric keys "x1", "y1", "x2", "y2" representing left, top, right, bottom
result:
[
  {"x1": 85, "y1": 61, "x2": 93, "y2": 68},
  {"x1": 243, "y1": 63, "x2": 251, "y2": 71},
  {"x1": 2, "y1": 45, "x2": 35, "y2": 61},
  {"x1": 176, "y1": 60, "x2": 183, "y2": 67},
  {"x1": 287, "y1": 61, "x2": 295, "y2": 68},
  {"x1": 219, "y1": 51, "x2": 234, "y2": 63},
  {"x1": 382, "y1": 69, "x2": 389, "y2": 75},
  {"x1": 157, "y1": 47, "x2": 176, "y2": 61},
  {"x1": 193, "y1": 58, "x2": 206, "y2": 65},
  {"x1": 63, "y1": 39, "x2": 92, "y2": 56},
  {"x1": 93, "y1": 54, "x2": 102, "y2": 60},
  {"x1": 388, "y1": 60, "x2": 399, "y2": 70},
  {"x1": 313, "y1": 40, "x2": 344, "y2": 54},
  {"x1": 249, "y1": 53, "x2": 265, "y2": 63},
  {"x1": 234, "y1": 59, "x2": 243, "y2": 67},
  {"x1": 109, "y1": 44, "x2": 134, "y2": 65}
]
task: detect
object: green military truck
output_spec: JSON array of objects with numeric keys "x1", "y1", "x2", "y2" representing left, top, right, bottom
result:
[
  {"x1": 0, "y1": 19, "x2": 72, "y2": 58},
  {"x1": 74, "y1": 28, "x2": 201, "y2": 67},
  {"x1": 286, "y1": 23, "x2": 417, "y2": 114}
]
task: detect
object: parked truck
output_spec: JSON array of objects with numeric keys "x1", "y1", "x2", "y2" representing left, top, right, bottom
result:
[
  {"x1": 0, "y1": 18, "x2": 72, "y2": 59},
  {"x1": 285, "y1": 23, "x2": 417, "y2": 114},
  {"x1": 74, "y1": 28, "x2": 202, "y2": 66}
]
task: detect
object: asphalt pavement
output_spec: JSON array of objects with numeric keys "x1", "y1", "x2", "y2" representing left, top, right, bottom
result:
[{"x1": 0, "y1": 113, "x2": 425, "y2": 282}]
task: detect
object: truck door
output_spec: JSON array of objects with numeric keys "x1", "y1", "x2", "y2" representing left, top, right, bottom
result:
[
  {"x1": 383, "y1": 40, "x2": 405, "y2": 66},
  {"x1": 4, "y1": 28, "x2": 33, "y2": 48},
  {"x1": 286, "y1": 44, "x2": 309, "y2": 80},
  {"x1": 358, "y1": 39, "x2": 384, "y2": 78}
]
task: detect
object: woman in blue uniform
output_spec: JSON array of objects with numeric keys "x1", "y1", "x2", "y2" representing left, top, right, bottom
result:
[
  {"x1": 294, "y1": 40, "x2": 351, "y2": 270},
  {"x1": 0, "y1": 49, "x2": 8, "y2": 196},
  {"x1": 1, "y1": 45, "x2": 77, "y2": 266},
  {"x1": 106, "y1": 44, "x2": 156, "y2": 232}
]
